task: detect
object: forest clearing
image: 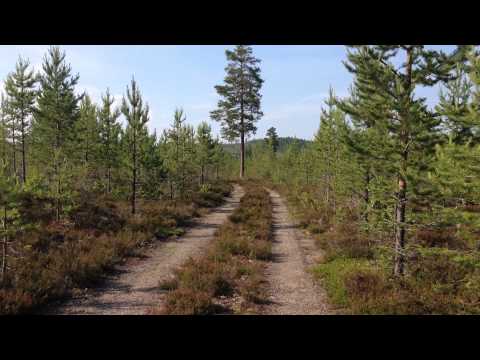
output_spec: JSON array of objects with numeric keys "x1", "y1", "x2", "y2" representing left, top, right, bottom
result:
[{"x1": 2, "y1": 44, "x2": 480, "y2": 315}]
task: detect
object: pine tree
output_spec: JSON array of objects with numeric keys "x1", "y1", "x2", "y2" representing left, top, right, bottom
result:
[
  {"x1": 462, "y1": 47, "x2": 480, "y2": 145},
  {"x1": 75, "y1": 94, "x2": 99, "y2": 166},
  {"x1": 298, "y1": 145, "x2": 316, "y2": 186},
  {"x1": 211, "y1": 45, "x2": 264, "y2": 178},
  {"x1": 1, "y1": 96, "x2": 19, "y2": 178},
  {"x1": 121, "y1": 77, "x2": 149, "y2": 215},
  {"x1": 265, "y1": 126, "x2": 280, "y2": 155},
  {"x1": 164, "y1": 108, "x2": 197, "y2": 200},
  {"x1": 4, "y1": 57, "x2": 37, "y2": 184},
  {"x1": 164, "y1": 109, "x2": 185, "y2": 201},
  {"x1": 436, "y1": 61, "x2": 473, "y2": 144},
  {"x1": 313, "y1": 88, "x2": 352, "y2": 219},
  {"x1": 32, "y1": 46, "x2": 82, "y2": 221},
  {"x1": 431, "y1": 137, "x2": 480, "y2": 207},
  {"x1": 344, "y1": 45, "x2": 458, "y2": 275},
  {"x1": 180, "y1": 123, "x2": 196, "y2": 197},
  {"x1": 196, "y1": 121, "x2": 215, "y2": 185},
  {"x1": 0, "y1": 95, "x2": 7, "y2": 166},
  {"x1": 98, "y1": 89, "x2": 122, "y2": 194},
  {"x1": 428, "y1": 136, "x2": 480, "y2": 230},
  {"x1": 0, "y1": 160, "x2": 20, "y2": 284},
  {"x1": 337, "y1": 71, "x2": 395, "y2": 228},
  {"x1": 211, "y1": 137, "x2": 225, "y2": 180},
  {"x1": 140, "y1": 130, "x2": 166, "y2": 199}
]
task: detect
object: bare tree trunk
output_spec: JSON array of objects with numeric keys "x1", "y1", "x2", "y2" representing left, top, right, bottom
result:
[
  {"x1": 107, "y1": 166, "x2": 111, "y2": 194},
  {"x1": 1, "y1": 206, "x2": 7, "y2": 284},
  {"x1": 56, "y1": 166, "x2": 61, "y2": 222},
  {"x1": 21, "y1": 135, "x2": 26, "y2": 183},
  {"x1": 132, "y1": 139, "x2": 137, "y2": 215},
  {"x1": 55, "y1": 119, "x2": 61, "y2": 222},
  {"x1": 364, "y1": 168, "x2": 370, "y2": 224},
  {"x1": 240, "y1": 131, "x2": 245, "y2": 178},
  {"x1": 394, "y1": 176, "x2": 407, "y2": 275},
  {"x1": 106, "y1": 140, "x2": 111, "y2": 194},
  {"x1": 12, "y1": 130, "x2": 16, "y2": 178},
  {"x1": 394, "y1": 47, "x2": 413, "y2": 277},
  {"x1": 21, "y1": 111, "x2": 26, "y2": 184},
  {"x1": 0, "y1": 114, "x2": 6, "y2": 165},
  {"x1": 240, "y1": 83, "x2": 245, "y2": 179}
]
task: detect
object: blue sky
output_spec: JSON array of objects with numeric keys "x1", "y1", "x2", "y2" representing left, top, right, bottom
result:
[{"x1": 0, "y1": 45, "x2": 457, "y2": 140}]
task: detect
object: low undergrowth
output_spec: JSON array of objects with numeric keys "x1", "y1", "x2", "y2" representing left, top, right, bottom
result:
[
  {"x1": 154, "y1": 181, "x2": 273, "y2": 315},
  {"x1": 0, "y1": 181, "x2": 233, "y2": 315},
  {"x1": 314, "y1": 246, "x2": 480, "y2": 314}
]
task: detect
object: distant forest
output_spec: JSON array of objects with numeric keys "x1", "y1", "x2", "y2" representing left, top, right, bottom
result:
[{"x1": 222, "y1": 137, "x2": 310, "y2": 156}]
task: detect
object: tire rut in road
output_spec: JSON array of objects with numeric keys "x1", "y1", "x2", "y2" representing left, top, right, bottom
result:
[{"x1": 264, "y1": 189, "x2": 332, "y2": 315}]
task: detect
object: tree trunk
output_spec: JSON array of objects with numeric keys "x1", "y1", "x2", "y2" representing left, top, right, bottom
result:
[
  {"x1": 56, "y1": 170, "x2": 61, "y2": 222},
  {"x1": 1, "y1": 206, "x2": 7, "y2": 284},
  {"x1": 12, "y1": 131, "x2": 16, "y2": 178},
  {"x1": 394, "y1": 47, "x2": 413, "y2": 277},
  {"x1": 132, "y1": 141, "x2": 136, "y2": 215},
  {"x1": 240, "y1": 131, "x2": 245, "y2": 178},
  {"x1": 21, "y1": 111, "x2": 26, "y2": 184},
  {"x1": 240, "y1": 81, "x2": 245, "y2": 179},
  {"x1": 107, "y1": 166, "x2": 111, "y2": 194},
  {"x1": 364, "y1": 168, "x2": 370, "y2": 224},
  {"x1": 106, "y1": 141, "x2": 111, "y2": 194},
  {"x1": 201, "y1": 165, "x2": 204, "y2": 185},
  {"x1": 55, "y1": 118, "x2": 61, "y2": 222},
  {"x1": 394, "y1": 176, "x2": 407, "y2": 275}
]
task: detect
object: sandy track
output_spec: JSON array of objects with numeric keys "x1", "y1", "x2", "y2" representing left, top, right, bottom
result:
[
  {"x1": 45, "y1": 185, "x2": 244, "y2": 315},
  {"x1": 264, "y1": 189, "x2": 332, "y2": 315}
]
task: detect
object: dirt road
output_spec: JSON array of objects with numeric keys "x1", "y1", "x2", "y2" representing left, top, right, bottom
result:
[
  {"x1": 264, "y1": 189, "x2": 332, "y2": 315},
  {"x1": 46, "y1": 185, "x2": 244, "y2": 315}
]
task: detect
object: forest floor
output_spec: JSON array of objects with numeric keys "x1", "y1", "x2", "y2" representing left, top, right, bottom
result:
[
  {"x1": 43, "y1": 185, "x2": 244, "y2": 315},
  {"x1": 263, "y1": 189, "x2": 332, "y2": 315}
]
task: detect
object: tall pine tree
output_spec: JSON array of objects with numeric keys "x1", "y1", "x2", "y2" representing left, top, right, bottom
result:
[
  {"x1": 344, "y1": 45, "x2": 458, "y2": 275},
  {"x1": 32, "y1": 46, "x2": 82, "y2": 220},
  {"x1": 121, "y1": 77, "x2": 149, "y2": 215},
  {"x1": 98, "y1": 88, "x2": 122, "y2": 194},
  {"x1": 4, "y1": 56, "x2": 37, "y2": 184},
  {"x1": 265, "y1": 127, "x2": 280, "y2": 155},
  {"x1": 196, "y1": 121, "x2": 215, "y2": 185},
  {"x1": 211, "y1": 45, "x2": 264, "y2": 178}
]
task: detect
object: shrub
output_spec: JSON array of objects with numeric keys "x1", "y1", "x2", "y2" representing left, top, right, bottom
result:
[
  {"x1": 316, "y1": 224, "x2": 374, "y2": 261},
  {"x1": 315, "y1": 247, "x2": 480, "y2": 314},
  {"x1": 70, "y1": 200, "x2": 126, "y2": 233},
  {"x1": 413, "y1": 227, "x2": 468, "y2": 250},
  {"x1": 164, "y1": 289, "x2": 216, "y2": 315},
  {"x1": 174, "y1": 257, "x2": 234, "y2": 297}
]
